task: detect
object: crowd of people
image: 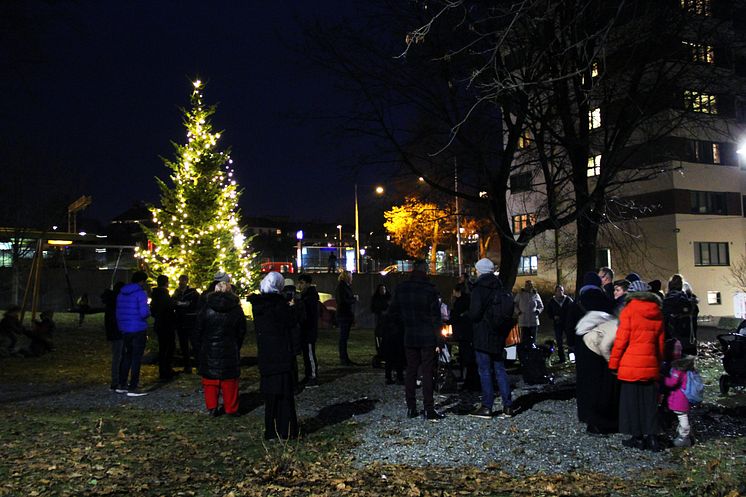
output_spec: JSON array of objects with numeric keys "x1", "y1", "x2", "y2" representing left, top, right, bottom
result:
[{"x1": 1, "y1": 259, "x2": 704, "y2": 447}]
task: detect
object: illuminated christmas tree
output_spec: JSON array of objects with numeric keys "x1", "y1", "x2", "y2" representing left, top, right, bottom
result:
[{"x1": 137, "y1": 79, "x2": 257, "y2": 294}]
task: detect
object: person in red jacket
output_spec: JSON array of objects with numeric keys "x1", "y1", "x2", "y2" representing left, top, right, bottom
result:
[{"x1": 608, "y1": 279, "x2": 665, "y2": 452}]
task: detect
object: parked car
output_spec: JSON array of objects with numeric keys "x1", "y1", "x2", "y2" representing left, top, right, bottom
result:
[{"x1": 260, "y1": 261, "x2": 294, "y2": 273}]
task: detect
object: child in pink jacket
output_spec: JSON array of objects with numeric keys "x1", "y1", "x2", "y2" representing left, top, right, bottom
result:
[{"x1": 664, "y1": 355, "x2": 695, "y2": 447}]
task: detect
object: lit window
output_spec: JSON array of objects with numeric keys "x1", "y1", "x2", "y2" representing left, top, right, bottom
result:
[
  {"x1": 712, "y1": 143, "x2": 721, "y2": 164},
  {"x1": 512, "y1": 213, "x2": 537, "y2": 234},
  {"x1": 518, "y1": 129, "x2": 532, "y2": 149},
  {"x1": 518, "y1": 255, "x2": 538, "y2": 276},
  {"x1": 682, "y1": 41, "x2": 714, "y2": 63},
  {"x1": 589, "y1": 108, "x2": 601, "y2": 130},
  {"x1": 587, "y1": 154, "x2": 601, "y2": 177},
  {"x1": 680, "y1": 0, "x2": 711, "y2": 16},
  {"x1": 684, "y1": 90, "x2": 717, "y2": 114}
]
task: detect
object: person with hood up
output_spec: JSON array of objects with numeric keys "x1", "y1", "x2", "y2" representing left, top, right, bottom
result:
[
  {"x1": 663, "y1": 355, "x2": 696, "y2": 447},
  {"x1": 609, "y1": 279, "x2": 665, "y2": 451},
  {"x1": 297, "y1": 274, "x2": 320, "y2": 387},
  {"x1": 569, "y1": 271, "x2": 616, "y2": 433},
  {"x1": 514, "y1": 280, "x2": 543, "y2": 349},
  {"x1": 249, "y1": 272, "x2": 300, "y2": 440},
  {"x1": 115, "y1": 271, "x2": 150, "y2": 397},
  {"x1": 468, "y1": 258, "x2": 515, "y2": 418},
  {"x1": 195, "y1": 280, "x2": 246, "y2": 417}
]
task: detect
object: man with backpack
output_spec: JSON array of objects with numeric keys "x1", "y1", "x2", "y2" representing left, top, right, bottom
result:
[
  {"x1": 468, "y1": 258, "x2": 516, "y2": 418},
  {"x1": 662, "y1": 274, "x2": 699, "y2": 356}
]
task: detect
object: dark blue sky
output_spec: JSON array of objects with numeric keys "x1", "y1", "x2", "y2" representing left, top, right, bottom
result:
[{"x1": 1, "y1": 1, "x2": 389, "y2": 225}]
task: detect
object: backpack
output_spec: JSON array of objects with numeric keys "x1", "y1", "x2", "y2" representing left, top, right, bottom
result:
[
  {"x1": 484, "y1": 289, "x2": 517, "y2": 336},
  {"x1": 662, "y1": 293, "x2": 695, "y2": 342},
  {"x1": 681, "y1": 370, "x2": 704, "y2": 405}
]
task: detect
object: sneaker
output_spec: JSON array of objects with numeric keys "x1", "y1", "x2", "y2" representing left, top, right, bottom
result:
[
  {"x1": 468, "y1": 406, "x2": 493, "y2": 419},
  {"x1": 305, "y1": 377, "x2": 320, "y2": 388},
  {"x1": 500, "y1": 406, "x2": 516, "y2": 418},
  {"x1": 424, "y1": 409, "x2": 445, "y2": 421},
  {"x1": 672, "y1": 436, "x2": 692, "y2": 448},
  {"x1": 126, "y1": 388, "x2": 148, "y2": 397},
  {"x1": 406, "y1": 407, "x2": 419, "y2": 419},
  {"x1": 114, "y1": 388, "x2": 128, "y2": 394}
]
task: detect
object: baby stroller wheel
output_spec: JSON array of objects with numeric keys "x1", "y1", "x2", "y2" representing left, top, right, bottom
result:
[{"x1": 719, "y1": 374, "x2": 730, "y2": 395}]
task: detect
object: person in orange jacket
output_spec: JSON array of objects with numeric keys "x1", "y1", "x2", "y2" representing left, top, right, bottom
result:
[{"x1": 608, "y1": 279, "x2": 665, "y2": 452}]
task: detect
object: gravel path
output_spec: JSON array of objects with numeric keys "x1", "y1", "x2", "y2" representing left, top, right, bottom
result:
[{"x1": 3, "y1": 351, "x2": 743, "y2": 479}]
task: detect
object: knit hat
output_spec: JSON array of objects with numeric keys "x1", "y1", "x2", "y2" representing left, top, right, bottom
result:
[
  {"x1": 625, "y1": 272, "x2": 641, "y2": 283},
  {"x1": 628, "y1": 280, "x2": 651, "y2": 293},
  {"x1": 475, "y1": 258, "x2": 495, "y2": 275},
  {"x1": 582, "y1": 271, "x2": 602, "y2": 287},
  {"x1": 213, "y1": 270, "x2": 231, "y2": 283},
  {"x1": 284, "y1": 278, "x2": 295, "y2": 288}
]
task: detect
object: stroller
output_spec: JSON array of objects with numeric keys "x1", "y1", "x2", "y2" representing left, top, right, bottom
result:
[
  {"x1": 435, "y1": 324, "x2": 458, "y2": 393},
  {"x1": 717, "y1": 323, "x2": 746, "y2": 394}
]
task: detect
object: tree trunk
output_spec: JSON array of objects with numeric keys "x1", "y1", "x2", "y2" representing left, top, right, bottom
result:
[
  {"x1": 575, "y1": 212, "x2": 601, "y2": 294},
  {"x1": 498, "y1": 236, "x2": 523, "y2": 291},
  {"x1": 429, "y1": 221, "x2": 439, "y2": 275}
]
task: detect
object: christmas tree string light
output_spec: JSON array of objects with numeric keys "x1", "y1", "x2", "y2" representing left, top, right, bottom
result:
[{"x1": 136, "y1": 79, "x2": 257, "y2": 294}]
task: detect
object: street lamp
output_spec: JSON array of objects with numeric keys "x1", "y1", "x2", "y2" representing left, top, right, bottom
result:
[
  {"x1": 295, "y1": 230, "x2": 303, "y2": 272},
  {"x1": 336, "y1": 224, "x2": 342, "y2": 259}
]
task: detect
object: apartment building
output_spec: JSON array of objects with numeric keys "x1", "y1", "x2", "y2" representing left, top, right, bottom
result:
[{"x1": 507, "y1": 0, "x2": 746, "y2": 317}]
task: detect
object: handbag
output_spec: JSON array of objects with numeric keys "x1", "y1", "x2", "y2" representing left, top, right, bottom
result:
[{"x1": 505, "y1": 323, "x2": 521, "y2": 347}]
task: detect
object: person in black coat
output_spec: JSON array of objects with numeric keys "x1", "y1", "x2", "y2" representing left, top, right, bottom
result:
[
  {"x1": 249, "y1": 272, "x2": 300, "y2": 440},
  {"x1": 297, "y1": 274, "x2": 320, "y2": 387},
  {"x1": 173, "y1": 274, "x2": 200, "y2": 373},
  {"x1": 468, "y1": 258, "x2": 514, "y2": 418},
  {"x1": 195, "y1": 281, "x2": 247, "y2": 417},
  {"x1": 546, "y1": 285, "x2": 574, "y2": 363},
  {"x1": 151, "y1": 275, "x2": 177, "y2": 381},
  {"x1": 102, "y1": 281, "x2": 125, "y2": 390},
  {"x1": 335, "y1": 270, "x2": 357, "y2": 365},
  {"x1": 370, "y1": 284, "x2": 391, "y2": 367},
  {"x1": 567, "y1": 271, "x2": 617, "y2": 434},
  {"x1": 450, "y1": 283, "x2": 479, "y2": 391}
]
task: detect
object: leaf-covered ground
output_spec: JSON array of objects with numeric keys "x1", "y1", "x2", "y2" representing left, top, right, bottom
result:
[{"x1": 1, "y1": 314, "x2": 745, "y2": 496}]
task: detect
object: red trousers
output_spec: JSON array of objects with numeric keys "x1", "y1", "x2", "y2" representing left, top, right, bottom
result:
[{"x1": 201, "y1": 377, "x2": 239, "y2": 414}]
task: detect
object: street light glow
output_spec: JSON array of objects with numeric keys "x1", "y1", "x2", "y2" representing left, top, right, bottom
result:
[{"x1": 375, "y1": 186, "x2": 384, "y2": 194}]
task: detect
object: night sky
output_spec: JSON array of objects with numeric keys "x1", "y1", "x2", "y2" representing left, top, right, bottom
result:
[{"x1": 1, "y1": 1, "x2": 390, "y2": 226}]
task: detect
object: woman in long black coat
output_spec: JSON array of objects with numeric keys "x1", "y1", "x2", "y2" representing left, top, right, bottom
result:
[
  {"x1": 195, "y1": 281, "x2": 247, "y2": 416},
  {"x1": 249, "y1": 272, "x2": 300, "y2": 440},
  {"x1": 566, "y1": 272, "x2": 616, "y2": 434}
]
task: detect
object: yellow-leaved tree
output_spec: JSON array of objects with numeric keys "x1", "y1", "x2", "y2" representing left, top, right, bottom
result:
[{"x1": 383, "y1": 196, "x2": 451, "y2": 273}]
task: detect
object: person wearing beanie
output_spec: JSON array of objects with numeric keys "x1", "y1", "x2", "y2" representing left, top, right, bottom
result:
[
  {"x1": 467, "y1": 257, "x2": 515, "y2": 419},
  {"x1": 387, "y1": 260, "x2": 445, "y2": 421},
  {"x1": 609, "y1": 281, "x2": 665, "y2": 452},
  {"x1": 628, "y1": 280, "x2": 651, "y2": 293},
  {"x1": 567, "y1": 270, "x2": 616, "y2": 434},
  {"x1": 625, "y1": 273, "x2": 641, "y2": 283}
]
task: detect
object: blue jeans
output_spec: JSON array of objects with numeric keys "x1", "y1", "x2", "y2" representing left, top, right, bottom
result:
[
  {"x1": 110, "y1": 339, "x2": 124, "y2": 388},
  {"x1": 119, "y1": 331, "x2": 147, "y2": 389},
  {"x1": 475, "y1": 350, "x2": 512, "y2": 409}
]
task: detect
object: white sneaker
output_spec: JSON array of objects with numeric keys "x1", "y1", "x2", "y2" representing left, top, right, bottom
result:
[
  {"x1": 114, "y1": 388, "x2": 128, "y2": 394},
  {"x1": 126, "y1": 389, "x2": 148, "y2": 397}
]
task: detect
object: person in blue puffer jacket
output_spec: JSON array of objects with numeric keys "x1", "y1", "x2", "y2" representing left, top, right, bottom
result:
[{"x1": 115, "y1": 271, "x2": 151, "y2": 396}]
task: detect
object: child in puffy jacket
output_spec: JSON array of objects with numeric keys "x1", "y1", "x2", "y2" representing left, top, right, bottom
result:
[{"x1": 664, "y1": 355, "x2": 695, "y2": 447}]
